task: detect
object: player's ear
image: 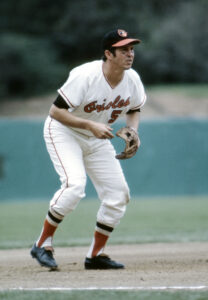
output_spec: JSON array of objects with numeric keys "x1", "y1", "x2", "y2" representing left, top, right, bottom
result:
[{"x1": 104, "y1": 49, "x2": 114, "y2": 60}]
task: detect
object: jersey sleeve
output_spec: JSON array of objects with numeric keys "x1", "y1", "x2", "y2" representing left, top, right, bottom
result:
[
  {"x1": 57, "y1": 69, "x2": 89, "y2": 109},
  {"x1": 128, "y1": 69, "x2": 147, "y2": 111}
]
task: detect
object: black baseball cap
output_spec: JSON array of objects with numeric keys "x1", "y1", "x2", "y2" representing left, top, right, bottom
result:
[{"x1": 102, "y1": 29, "x2": 141, "y2": 50}]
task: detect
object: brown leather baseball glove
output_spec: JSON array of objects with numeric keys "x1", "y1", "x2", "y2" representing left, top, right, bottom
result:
[{"x1": 115, "y1": 127, "x2": 139, "y2": 160}]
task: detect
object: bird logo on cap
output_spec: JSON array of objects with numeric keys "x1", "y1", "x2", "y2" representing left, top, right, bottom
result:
[{"x1": 117, "y1": 29, "x2": 128, "y2": 37}]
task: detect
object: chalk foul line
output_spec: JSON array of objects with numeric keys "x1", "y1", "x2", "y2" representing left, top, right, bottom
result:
[{"x1": 1, "y1": 286, "x2": 208, "y2": 291}]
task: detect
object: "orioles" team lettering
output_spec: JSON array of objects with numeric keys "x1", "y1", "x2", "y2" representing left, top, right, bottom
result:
[{"x1": 84, "y1": 96, "x2": 130, "y2": 113}]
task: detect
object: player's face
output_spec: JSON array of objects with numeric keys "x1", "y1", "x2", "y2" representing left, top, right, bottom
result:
[{"x1": 113, "y1": 45, "x2": 135, "y2": 70}]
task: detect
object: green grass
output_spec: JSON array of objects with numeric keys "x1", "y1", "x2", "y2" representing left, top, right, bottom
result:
[
  {"x1": 1, "y1": 290, "x2": 208, "y2": 300},
  {"x1": 0, "y1": 196, "x2": 208, "y2": 249}
]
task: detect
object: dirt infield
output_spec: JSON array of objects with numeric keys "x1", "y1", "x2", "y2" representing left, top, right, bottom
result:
[{"x1": 0, "y1": 243, "x2": 208, "y2": 289}]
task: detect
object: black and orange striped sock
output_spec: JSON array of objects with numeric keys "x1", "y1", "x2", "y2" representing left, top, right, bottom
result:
[
  {"x1": 36, "y1": 208, "x2": 64, "y2": 248},
  {"x1": 87, "y1": 222, "x2": 114, "y2": 258}
]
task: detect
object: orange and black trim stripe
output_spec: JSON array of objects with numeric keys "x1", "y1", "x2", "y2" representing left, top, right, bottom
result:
[{"x1": 96, "y1": 222, "x2": 114, "y2": 233}]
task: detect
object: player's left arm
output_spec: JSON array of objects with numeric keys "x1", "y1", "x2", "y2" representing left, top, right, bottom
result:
[
  {"x1": 126, "y1": 109, "x2": 140, "y2": 130},
  {"x1": 125, "y1": 110, "x2": 140, "y2": 148}
]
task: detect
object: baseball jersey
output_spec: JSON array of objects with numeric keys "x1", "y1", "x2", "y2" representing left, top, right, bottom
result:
[{"x1": 57, "y1": 60, "x2": 146, "y2": 136}]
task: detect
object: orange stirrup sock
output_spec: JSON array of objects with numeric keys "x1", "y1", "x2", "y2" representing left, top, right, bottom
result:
[
  {"x1": 37, "y1": 219, "x2": 57, "y2": 248},
  {"x1": 37, "y1": 208, "x2": 64, "y2": 248},
  {"x1": 92, "y1": 231, "x2": 109, "y2": 257}
]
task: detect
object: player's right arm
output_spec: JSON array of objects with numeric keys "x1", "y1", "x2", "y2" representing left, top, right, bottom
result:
[{"x1": 49, "y1": 104, "x2": 114, "y2": 139}]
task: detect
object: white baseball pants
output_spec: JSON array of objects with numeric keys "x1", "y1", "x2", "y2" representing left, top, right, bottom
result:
[{"x1": 44, "y1": 117, "x2": 130, "y2": 228}]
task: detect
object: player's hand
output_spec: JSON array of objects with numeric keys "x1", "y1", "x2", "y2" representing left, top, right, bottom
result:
[{"x1": 88, "y1": 121, "x2": 114, "y2": 139}]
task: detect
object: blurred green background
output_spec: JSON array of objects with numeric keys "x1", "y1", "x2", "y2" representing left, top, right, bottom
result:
[
  {"x1": 0, "y1": 0, "x2": 207, "y2": 99},
  {"x1": 0, "y1": 119, "x2": 208, "y2": 200}
]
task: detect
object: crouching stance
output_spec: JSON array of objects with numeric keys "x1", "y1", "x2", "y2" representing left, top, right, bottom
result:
[{"x1": 31, "y1": 28, "x2": 146, "y2": 270}]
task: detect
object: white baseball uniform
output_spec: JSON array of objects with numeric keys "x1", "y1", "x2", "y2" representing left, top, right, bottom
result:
[{"x1": 44, "y1": 60, "x2": 146, "y2": 228}]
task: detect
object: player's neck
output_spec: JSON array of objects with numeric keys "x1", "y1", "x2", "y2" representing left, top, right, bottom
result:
[{"x1": 102, "y1": 61, "x2": 124, "y2": 88}]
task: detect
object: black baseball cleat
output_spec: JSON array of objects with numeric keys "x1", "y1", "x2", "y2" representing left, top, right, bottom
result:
[
  {"x1": 84, "y1": 254, "x2": 124, "y2": 270},
  {"x1": 30, "y1": 244, "x2": 58, "y2": 270}
]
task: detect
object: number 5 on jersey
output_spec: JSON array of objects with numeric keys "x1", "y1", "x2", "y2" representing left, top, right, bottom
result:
[{"x1": 108, "y1": 110, "x2": 122, "y2": 124}]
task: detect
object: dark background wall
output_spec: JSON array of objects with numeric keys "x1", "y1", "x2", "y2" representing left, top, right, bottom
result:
[{"x1": 0, "y1": 119, "x2": 207, "y2": 201}]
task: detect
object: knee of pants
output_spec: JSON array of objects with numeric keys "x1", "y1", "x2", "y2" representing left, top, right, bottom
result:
[
  {"x1": 97, "y1": 184, "x2": 130, "y2": 228},
  {"x1": 51, "y1": 176, "x2": 86, "y2": 216}
]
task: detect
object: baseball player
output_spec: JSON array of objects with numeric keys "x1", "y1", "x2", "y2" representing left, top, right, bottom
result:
[{"x1": 30, "y1": 29, "x2": 146, "y2": 270}]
